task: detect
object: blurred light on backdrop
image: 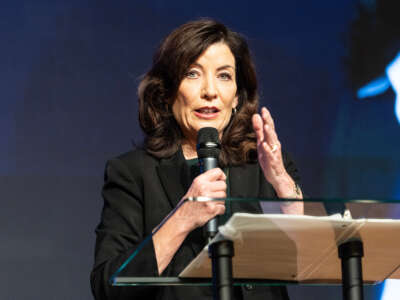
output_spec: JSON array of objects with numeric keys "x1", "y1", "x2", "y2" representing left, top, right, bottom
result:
[
  {"x1": 386, "y1": 52, "x2": 400, "y2": 124},
  {"x1": 357, "y1": 52, "x2": 400, "y2": 125},
  {"x1": 357, "y1": 76, "x2": 391, "y2": 99}
]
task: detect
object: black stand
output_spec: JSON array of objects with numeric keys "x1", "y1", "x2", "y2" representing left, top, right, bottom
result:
[
  {"x1": 209, "y1": 239, "x2": 234, "y2": 300},
  {"x1": 338, "y1": 240, "x2": 364, "y2": 300}
]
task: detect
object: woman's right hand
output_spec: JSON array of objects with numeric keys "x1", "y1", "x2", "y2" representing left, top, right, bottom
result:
[
  {"x1": 176, "y1": 168, "x2": 227, "y2": 233},
  {"x1": 152, "y1": 168, "x2": 226, "y2": 274}
]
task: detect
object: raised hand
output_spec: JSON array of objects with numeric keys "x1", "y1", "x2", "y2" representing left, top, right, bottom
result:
[{"x1": 252, "y1": 107, "x2": 302, "y2": 202}]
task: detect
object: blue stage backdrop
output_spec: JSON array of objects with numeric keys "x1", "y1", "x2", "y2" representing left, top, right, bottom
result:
[{"x1": 1, "y1": 1, "x2": 399, "y2": 299}]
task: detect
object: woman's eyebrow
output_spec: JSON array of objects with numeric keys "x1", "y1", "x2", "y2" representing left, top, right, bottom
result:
[
  {"x1": 216, "y1": 65, "x2": 235, "y2": 71},
  {"x1": 189, "y1": 63, "x2": 235, "y2": 71},
  {"x1": 190, "y1": 63, "x2": 203, "y2": 69}
]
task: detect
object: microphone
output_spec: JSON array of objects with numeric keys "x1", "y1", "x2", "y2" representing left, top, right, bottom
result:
[{"x1": 196, "y1": 127, "x2": 221, "y2": 239}]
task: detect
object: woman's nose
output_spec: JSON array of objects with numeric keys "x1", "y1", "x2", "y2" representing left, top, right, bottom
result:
[{"x1": 201, "y1": 76, "x2": 217, "y2": 100}]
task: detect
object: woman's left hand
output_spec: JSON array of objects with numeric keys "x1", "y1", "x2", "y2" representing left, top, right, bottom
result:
[{"x1": 252, "y1": 107, "x2": 302, "y2": 202}]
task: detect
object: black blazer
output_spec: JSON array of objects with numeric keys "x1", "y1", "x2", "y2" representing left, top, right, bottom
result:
[{"x1": 91, "y1": 148, "x2": 300, "y2": 300}]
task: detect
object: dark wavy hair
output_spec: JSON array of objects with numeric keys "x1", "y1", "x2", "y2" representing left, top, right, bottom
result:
[{"x1": 138, "y1": 19, "x2": 259, "y2": 166}]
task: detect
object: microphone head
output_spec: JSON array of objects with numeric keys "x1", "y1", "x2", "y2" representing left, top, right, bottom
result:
[{"x1": 196, "y1": 127, "x2": 221, "y2": 158}]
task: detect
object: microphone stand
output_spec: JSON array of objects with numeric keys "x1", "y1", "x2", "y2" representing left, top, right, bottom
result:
[{"x1": 208, "y1": 235, "x2": 235, "y2": 300}]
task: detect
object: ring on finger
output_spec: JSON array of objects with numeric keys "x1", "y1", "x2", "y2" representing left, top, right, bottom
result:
[{"x1": 270, "y1": 144, "x2": 278, "y2": 153}]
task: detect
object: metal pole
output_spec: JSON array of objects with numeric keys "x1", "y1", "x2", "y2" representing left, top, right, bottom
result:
[
  {"x1": 338, "y1": 240, "x2": 364, "y2": 300},
  {"x1": 209, "y1": 239, "x2": 234, "y2": 300}
]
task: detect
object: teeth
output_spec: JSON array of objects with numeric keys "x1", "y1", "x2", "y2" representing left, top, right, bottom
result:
[{"x1": 198, "y1": 108, "x2": 216, "y2": 113}]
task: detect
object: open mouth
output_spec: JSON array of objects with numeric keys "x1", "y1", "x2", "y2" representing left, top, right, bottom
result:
[{"x1": 195, "y1": 107, "x2": 220, "y2": 114}]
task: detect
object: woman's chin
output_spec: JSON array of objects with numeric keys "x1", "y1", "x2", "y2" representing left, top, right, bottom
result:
[{"x1": 194, "y1": 122, "x2": 221, "y2": 132}]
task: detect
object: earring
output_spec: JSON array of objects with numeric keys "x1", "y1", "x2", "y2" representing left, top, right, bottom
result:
[{"x1": 232, "y1": 107, "x2": 237, "y2": 115}]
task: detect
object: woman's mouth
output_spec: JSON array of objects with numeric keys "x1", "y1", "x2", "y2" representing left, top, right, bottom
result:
[{"x1": 194, "y1": 107, "x2": 220, "y2": 119}]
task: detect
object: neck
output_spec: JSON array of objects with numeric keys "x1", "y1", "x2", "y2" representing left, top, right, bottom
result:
[{"x1": 181, "y1": 140, "x2": 198, "y2": 159}]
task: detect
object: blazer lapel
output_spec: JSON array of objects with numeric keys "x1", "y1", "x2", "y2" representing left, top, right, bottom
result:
[{"x1": 156, "y1": 148, "x2": 190, "y2": 208}]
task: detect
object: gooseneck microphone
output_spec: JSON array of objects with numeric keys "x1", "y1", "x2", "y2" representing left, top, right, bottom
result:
[{"x1": 196, "y1": 127, "x2": 221, "y2": 240}]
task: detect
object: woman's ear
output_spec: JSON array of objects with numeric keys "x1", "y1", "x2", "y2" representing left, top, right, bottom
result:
[{"x1": 233, "y1": 95, "x2": 239, "y2": 109}]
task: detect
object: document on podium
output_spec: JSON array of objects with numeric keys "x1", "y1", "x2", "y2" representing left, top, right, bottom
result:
[{"x1": 179, "y1": 213, "x2": 400, "y2": 283}]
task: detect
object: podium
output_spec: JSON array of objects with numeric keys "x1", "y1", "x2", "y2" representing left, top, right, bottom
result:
[{"x1": 110, "y1": 198, "x2": 400, "y2": 300}]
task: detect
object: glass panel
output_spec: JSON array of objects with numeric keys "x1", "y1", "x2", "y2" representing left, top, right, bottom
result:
[{"x1": 111, "y1": 198, "x2": 400, "y2": 287}]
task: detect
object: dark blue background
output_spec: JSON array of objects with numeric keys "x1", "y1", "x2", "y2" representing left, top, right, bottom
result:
[{"x1": 2, "y1": 1, "x2": 399, "y2": 299}]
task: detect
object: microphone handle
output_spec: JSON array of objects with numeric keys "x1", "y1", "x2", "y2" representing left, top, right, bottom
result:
[
  {"x1": 199, "y1": 157, "x2": 218, "y2": 173},
  {"x1": 199, "y1": 157, "x2": 219, "y2": 240},
  {"x1": 207, "y1": 217, "x2": 218, "y2": 240}
]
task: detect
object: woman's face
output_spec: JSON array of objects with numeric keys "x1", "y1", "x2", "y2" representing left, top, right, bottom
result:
[{"x1": 172, "y1": 42, "x2": 238, "y2": 144}]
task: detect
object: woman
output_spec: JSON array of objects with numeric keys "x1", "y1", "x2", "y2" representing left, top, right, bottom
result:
[{"x1": 91, "y1": 19, "x2": 303, "y2": 300}]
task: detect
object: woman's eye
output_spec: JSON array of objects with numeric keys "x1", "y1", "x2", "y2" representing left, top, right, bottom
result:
[
  {"x1": 185, "y1": 70, "x2": 199, "y2": 78},
  {"x1": 219, "y1": 73, "x2": 232, "y2": 80}
]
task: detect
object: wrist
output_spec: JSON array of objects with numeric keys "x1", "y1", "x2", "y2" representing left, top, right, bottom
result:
[
  {"x1": 169, "y1": 206, "x2": 197, "y2": 235},
  {"x1": 272, "y1": 175, "x2": 302, "y2": 199}
]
